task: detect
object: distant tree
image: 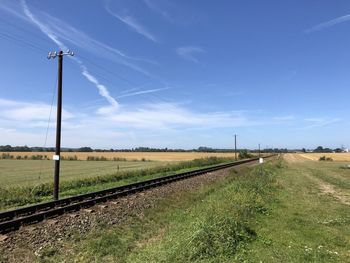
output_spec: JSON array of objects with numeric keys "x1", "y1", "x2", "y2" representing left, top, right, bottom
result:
[
  {"x1": 78, "y1": 147, "x2": 93, "y2": 152},
  {"x1": 314, "y1": 146, "x2": 324, "y2": 153}
]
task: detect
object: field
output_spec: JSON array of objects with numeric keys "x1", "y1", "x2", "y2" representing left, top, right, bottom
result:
[
  {"x1": 19, "y1": 156, "x2": 349, "y2": 262},
  {"x1": 0, "y1": 151, "x2": 237, "y2": 161},
  {"x1": 0, "y1": 159, "x2": 165, "y2": 188},
  {"x1": 286, "y1": 152, "x2": 350, "y2": 162},
  {"x1": 0, "y1": 156, "x2": 235, "y2": 210}
]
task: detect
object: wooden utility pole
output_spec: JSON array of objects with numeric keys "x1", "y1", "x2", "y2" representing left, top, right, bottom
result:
[
  {"x1": 234, "y1": 134, "x2": 237, "y2": 160},
  {"x1": 48, "y1": 50, "x2": 74, "y2": 200}
]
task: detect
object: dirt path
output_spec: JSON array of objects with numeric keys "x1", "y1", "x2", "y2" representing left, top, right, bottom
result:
[
  {"x1": 283, "y1": 155, "x2": 350, "y2": 205},
  {"x1": 313, "y1": 177, "x2": 350, "y2": 205}
]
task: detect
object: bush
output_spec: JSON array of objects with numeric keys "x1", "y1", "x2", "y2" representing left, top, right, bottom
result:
[
  {"x1": 1, "y1": 153, "x2": 14, "y2": 159},
  {"x1": 87, "y1": 156, "x2": 108, "y2": 161},
  {"x1": 113, "y1": 157, "x2": 127, "y2": 161},
  {"x1": 189, "y1": 215, "x2": 256, "y2": 260},
  {"x1": 62, "y1": 155, "x2": 78, "y2": 161},
  {"x1": 238, "y1": 150, "x2": 253, "y2": 159},
  {"x1": 319, "y1": 156, "x2": 333, "y2": 161}
]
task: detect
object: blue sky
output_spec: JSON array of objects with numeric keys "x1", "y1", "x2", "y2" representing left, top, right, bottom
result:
[{"x1": 0, "y1": 0, "x2": 349, "y2": 149}]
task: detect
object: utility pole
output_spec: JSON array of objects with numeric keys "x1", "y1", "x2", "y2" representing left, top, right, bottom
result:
[
  {"x1": 234, "y1": 134, "x2": 237, "y2": 161},
  {"x1": 48, "y1": 50, "x2": 74, "y2": 200},
  {"x1": 258, "y1": 143, "x2": 261, "y2": 158}
]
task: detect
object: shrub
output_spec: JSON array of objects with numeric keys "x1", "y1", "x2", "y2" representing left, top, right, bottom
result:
[
  {"x1": 319, "y1": 156, "x2": 333, "y2": 161},
  {"x1": 1, "y1": 153, "x2": 14, "y2": 159},
  {"x1": 113, "y1": 157, "x2": 127, "y2": 161},
  {"x1": 238, "y1": 150, "x2": 253, "y2": 159},
  {"x1": 189, "y1": 215, "x2": 256, "y2": 260}
]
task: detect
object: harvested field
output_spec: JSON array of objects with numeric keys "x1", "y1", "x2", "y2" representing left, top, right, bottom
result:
[
  {"x1": 285, "y1": 153, "x2": 350, "y2": 162},
  {"x1": 0, "y1": 151, "x2": 238, "y2": 161}
]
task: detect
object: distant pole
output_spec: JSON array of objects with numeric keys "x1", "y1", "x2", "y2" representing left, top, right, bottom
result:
[
  {"x1": 234, "y1": 134, "x2": 237, "y2": 161},
  {"x1": 259, "y1": 143, "x2": 261, "y2": 158},
  {"x1": 48, "y1": 50, "x2": 74, "y2": 200}
]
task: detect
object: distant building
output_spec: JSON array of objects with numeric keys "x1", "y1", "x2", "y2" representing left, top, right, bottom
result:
[{"x1": 344, "y1": 148, "x2": 349, "y2": 153}]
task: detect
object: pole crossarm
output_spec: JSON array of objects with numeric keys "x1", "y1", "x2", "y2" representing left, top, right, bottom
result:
[{"x1": 47, "y1": 50, "x2": 74, "y2": 59}]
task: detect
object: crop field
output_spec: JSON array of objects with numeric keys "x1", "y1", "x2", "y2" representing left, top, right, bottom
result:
[
  {"x1": 286, "y1": 152, "x2": 350, "y2": 162},
  {"x1": 0, "y1": 151, "x2": 237, "y2": 161},
  {"x1": 0, "y1": 159, "x2": 166, "y2": 188}
]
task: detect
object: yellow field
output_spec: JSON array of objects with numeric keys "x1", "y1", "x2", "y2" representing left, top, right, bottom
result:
[
  {"x1": 284, "y1": 153, "x2": 350, "y2": 162},
  {"x1": 0, "y1": 151, "x2": 238, "y2": 161}
]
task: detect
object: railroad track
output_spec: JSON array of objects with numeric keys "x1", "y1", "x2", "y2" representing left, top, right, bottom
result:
[{"x1": 0, "y1": 156, "x2": 274, "y2": 234}]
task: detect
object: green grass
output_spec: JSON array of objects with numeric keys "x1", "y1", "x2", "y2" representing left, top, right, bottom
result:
[
  {"x1": 0, "y1": 159, "x2": 164, "y2": 187},
  {"x1": 244, "y1": 160, "x2": 350, "y2": 262},
  {"x1": 0, "y1": 157, "x2": 233, "y2": 210},
  {"x1": 29, "y1": 158, "x2": 350, "y2": 263},
  {"x1": 2, "y1": 158, "x2": 348, "y2": 262},
  {"x1": 31, "y1": 161, "x2": 279, "y2": 263}
]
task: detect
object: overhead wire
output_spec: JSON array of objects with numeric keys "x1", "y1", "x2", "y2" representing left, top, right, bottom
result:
[{"x1": 38, "y1": 73, "x2": 57, "y2": 181}]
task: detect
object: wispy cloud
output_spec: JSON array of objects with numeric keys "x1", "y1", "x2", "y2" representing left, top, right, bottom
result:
[
  {"x1": 143, "y1": 0, "x2": 172, "y2": 21},
  {"x1": 0, "y1": 98, "x2": 73, "y2": 124},
  {"x1": 304, "y1": 117, "x2": 341, "y2": 128},
  {"x1": 0, "y1": 97, "x2": 265, "y2": 145},
  {"x1": 20, "y1": 0, "x2": 120, "y2": 109},
  {"x1": 176, "y1": 46, "x2": 205, "y2": 63},
  {"x1": 273, "y1": 115, "x2": 295, "y2": 121},
  {"x1": 106, "y1": 3, "x2": 158, "y2": 43},
  {"x1": 116, "y1": 87, "x2": 170, "y2": 99},
  {"x1": 305, "y1": 14, "x2": 350, "y2": 32},
  {"x1": 80, "y1": 65, "x2": 119, "y2": 108},
  {"x1": 20, "y1": 0, "x2": 66, "y2": 49},
  {"x1": 2, "y1": 0, "x2": 154, "y2": 76}
]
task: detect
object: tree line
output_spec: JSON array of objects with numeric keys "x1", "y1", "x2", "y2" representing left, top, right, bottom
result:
[{"x1": 0, "y1": 145, "x2": 289, "y2": 153}]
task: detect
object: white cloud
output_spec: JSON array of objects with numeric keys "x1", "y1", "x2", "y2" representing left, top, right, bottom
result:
[
  {"x1": 106, "y1": 3, "x2": 158, "y2": 43},
  {"x1": 0, "y1": 98, "x2": 73, "y2": 122},
  {"x1": 80, "y1": 65, "x2": 119, "y2": 108},
  {"x1": 143, "y1": 0, "x2": 172, "y2": 21},
  {"x1": 20, "y1": 0, "x2": 66, "y2": 49},
  {"x1": 116, "y1": 87, "x2": 170, "y2": 99},
  {"x1": 0, "y1": 97, "x2": 265, "y2": 147},
  {"x1": 304, "y1": 117, "x2": 341, "y2": 128},
  {"x1": 20, "y1": 0, "x2": 120, "y2": 109},
  {"x1": 176, "y1": 46, "x2": 205, "y2": 63},
  {"x1": 273, "y1": 115, "x2": 295, "y2": 121},
  {"x1": 305, "y1": 14, "x2": 350, "y2": 32}
]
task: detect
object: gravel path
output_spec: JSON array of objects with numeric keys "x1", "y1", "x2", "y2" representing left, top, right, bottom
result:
[{"x1": 0, "y1": 165, "x2": 247, "y2": 262}]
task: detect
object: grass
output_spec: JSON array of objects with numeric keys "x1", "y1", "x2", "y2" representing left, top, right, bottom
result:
[
  {"x1": 0, "y1": 157, "x2": 233, "y2": 210},
  {"x1": 33, "y1": 161, "x2": 279, "y2": 262},
  {"x1": 0, "y1": 159, "x2": 164, "y2": 188},
  {"x1": 244, "y1": 159, "x2": 350, "y2": 262},
  {"x1": 30, "y1": 157, "x2": 350, "y2": 263}
]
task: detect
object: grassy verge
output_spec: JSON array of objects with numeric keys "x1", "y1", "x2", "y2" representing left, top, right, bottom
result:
[
  {"x1": 0, "y1": 157, "x2": 234, "y2": 210},
  {"x1": 243, "y1": 160, "x2": 350, "y2": 262},
  {"x1": 34, "y1": 158, "x2": 350, "y2": 263},
  {"x1": 37, "y1": 160, "x2": 280, "y2": 262}
]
